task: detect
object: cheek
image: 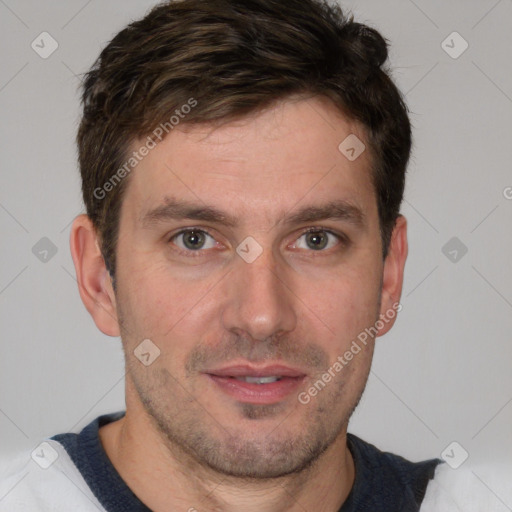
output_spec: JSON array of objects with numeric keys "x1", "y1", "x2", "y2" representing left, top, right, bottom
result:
[
  {"x1": 116, "y1": 255, "x2": 222, "y2": 350},
  {"x1": 113, "y1": 255, "x2": 168, "y2": 344},
  {"x1": 301, "y1": 261, "x2": 382, "y2": 337}
]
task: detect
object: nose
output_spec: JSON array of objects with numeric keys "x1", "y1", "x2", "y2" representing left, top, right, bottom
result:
[{"x1": 221, "y1": 245, "x2": 297, "y2": 342}]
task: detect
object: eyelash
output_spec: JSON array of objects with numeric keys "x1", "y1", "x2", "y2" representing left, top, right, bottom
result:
[{"x1": 167, "y1": 227, "x2": 348, "y2": 258}]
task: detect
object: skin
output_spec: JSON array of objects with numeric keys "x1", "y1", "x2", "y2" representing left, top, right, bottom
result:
[{"x1": 70, "y1": 95, "x2": 408, "y2": 512}]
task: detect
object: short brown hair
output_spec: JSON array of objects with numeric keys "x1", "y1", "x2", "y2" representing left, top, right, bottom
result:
[{"x1": 77, "y1": 0, "x2": 411, "y2": 279}]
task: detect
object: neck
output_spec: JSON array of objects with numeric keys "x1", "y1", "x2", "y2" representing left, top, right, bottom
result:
[{"x1": 99, "y1": 399, "x2": 355, "y2": 512}]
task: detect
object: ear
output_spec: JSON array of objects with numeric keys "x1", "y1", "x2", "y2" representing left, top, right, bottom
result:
[
  {"x1": 70, "y1": 214, "x2": 120, "y2": 337},
  {"x1": 376, "y1": 215, "x2": 408, "y2": 337}
]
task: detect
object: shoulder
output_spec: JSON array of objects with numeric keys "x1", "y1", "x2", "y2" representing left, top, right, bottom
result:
[
  {"x1": 0, "y1": 438, "x2": 104, "y2": 512},
  {"x1": 346, "y1": 433, "x2": 442, "y2": 510},
  {"x1": 347, "y1": 433, "x2": 441, "y2": 488},
  {"x1": 420, "y1": 461, "x2": 512, "y2": 512},
  {"x1": 0, "y1": 412, "x2": 125, "y2": 512}
]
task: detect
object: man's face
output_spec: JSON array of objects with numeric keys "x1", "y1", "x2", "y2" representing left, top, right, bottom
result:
[{"x1": 113, "y1": 97, "x2": 388, "y2": 478}]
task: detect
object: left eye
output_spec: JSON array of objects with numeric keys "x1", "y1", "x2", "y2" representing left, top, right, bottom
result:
[
  {"x1": 293, "y1": 230, "x2": 341, "y2": 251},
  {"x1": 171, "y1": 229, "x2": 217, "y2": 251}
]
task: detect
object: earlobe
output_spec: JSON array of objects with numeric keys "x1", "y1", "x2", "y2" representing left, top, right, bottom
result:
[
  {"x1": 377, "y1": 215, "x2": 408, "y2": 337},
  {"x1": 70, "y1": 214, "x2": 120, "y2": 337}
]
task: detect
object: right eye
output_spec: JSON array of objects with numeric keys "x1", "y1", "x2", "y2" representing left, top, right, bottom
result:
[{"x1": 168, "y1": 228, "x2": 219, "y2": 255}]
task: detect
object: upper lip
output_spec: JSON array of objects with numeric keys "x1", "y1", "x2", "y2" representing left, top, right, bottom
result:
[{"x1": 205, "y1": 364, "x2": 306, "y2": 378}]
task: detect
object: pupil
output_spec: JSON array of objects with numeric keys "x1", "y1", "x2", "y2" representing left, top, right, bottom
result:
[
  {"x1": 184, "y1": 230, "x2": 205, "y2": 250},
  {"x1": 307, "y1": 231, "x2": 327, "y2": 250}
]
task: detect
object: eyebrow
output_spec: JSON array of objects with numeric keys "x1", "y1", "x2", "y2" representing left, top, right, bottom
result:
[{"x1": 140, "y1": 197, "x2": 366, "y2": 230}]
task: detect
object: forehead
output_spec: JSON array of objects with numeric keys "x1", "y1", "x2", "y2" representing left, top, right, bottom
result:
[{"x1": 121, "y1": 97, "x2": 377, "y2": 227}]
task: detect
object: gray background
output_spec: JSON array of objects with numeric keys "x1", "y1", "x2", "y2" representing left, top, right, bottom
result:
[{"x1": 1, "y1": 0, "x2": 511, "y2": 488}]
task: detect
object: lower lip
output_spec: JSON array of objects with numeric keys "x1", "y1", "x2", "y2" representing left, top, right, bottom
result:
[{"x1": 206, "y1": 375, "x2": 305, "y2": 404}]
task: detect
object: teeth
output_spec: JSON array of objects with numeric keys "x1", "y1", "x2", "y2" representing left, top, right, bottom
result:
[{"x1": 235, "y1": 376, "x2": 281, "y2": 384}]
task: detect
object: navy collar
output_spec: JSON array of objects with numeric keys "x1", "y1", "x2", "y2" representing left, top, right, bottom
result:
[{"x1": 53, "y1": 411, "x2": 442, "y2": 512}]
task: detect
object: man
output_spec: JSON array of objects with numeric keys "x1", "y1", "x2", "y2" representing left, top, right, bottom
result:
[{"x1": 0, "y1": 0, "x2": 500, "y2": 510}]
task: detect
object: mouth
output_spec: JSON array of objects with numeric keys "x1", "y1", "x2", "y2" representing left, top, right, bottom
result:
[{"x1": 204, "y1": 364, "x2": 306, "y2": 405}]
